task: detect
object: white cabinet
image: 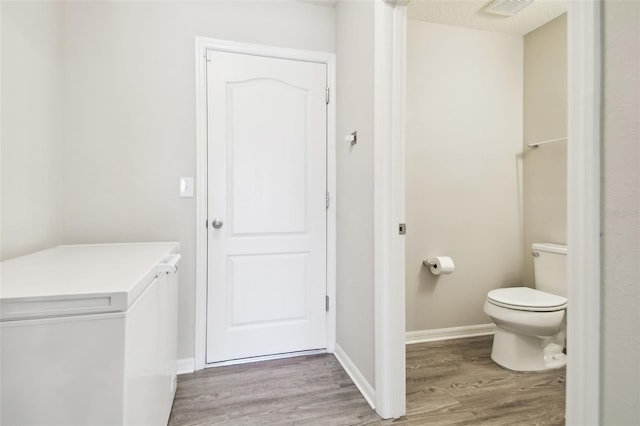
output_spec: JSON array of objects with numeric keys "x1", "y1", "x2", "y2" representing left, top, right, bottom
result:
[{"x1": 0, "y1": 243, "x2": 180, "y2": 426}]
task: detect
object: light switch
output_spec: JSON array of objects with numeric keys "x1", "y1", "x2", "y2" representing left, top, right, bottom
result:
[{"x1": 179, "y1": 177, "x2": 194, "y2": 198}]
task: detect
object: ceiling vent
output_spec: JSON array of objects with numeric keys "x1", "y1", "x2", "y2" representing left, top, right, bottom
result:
[{"x1": 485, "y1": 0, "x2": 535, "y2": 16}]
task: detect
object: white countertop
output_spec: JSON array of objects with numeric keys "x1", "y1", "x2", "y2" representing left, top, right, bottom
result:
[{"x1": 0, "y1": 242, "x2": 180, "y2": 321}]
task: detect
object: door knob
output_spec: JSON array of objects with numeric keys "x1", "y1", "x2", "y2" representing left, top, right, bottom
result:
[{"x1": 212, "y1": 218, "x2": 224, "y2": 229}]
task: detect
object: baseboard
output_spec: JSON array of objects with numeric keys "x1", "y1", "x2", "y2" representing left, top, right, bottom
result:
[
  {"x1": 406, "y1": 323, "x2": 496, "y2": 345},
  {"x1": 334, "y1": 343, "x2": 376, "y2": 410},
  {"x1": 176, "y1": 357, "x2": 195, "y2": 375}
]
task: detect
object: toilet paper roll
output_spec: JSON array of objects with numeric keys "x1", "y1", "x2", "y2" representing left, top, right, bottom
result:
[{"x1": 428, "y1": 256, "x2": 455, "y2": 275}]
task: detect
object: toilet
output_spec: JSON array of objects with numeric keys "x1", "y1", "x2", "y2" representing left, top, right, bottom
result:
[{"x1": 484, "y1": 243, "x2": 568, "y2": 371}]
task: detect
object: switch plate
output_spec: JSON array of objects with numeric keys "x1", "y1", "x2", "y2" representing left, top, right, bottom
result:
[{"x1": 179, "y1": 177, "x2": 194, "y2": 197}]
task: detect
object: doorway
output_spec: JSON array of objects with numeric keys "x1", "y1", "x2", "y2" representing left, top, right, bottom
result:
[{"x1": 393, "y1": 1, "x2": 601, "y2": 422}]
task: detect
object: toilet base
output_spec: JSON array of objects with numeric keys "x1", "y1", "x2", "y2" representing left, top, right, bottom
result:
[{"x1": 491, "y1": 327, "x2": 566, "y2": 371}]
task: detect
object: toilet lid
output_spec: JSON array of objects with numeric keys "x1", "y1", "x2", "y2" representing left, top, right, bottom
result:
[{"x1": 487, "y1": 287, "x2": 567, "y2": 312}]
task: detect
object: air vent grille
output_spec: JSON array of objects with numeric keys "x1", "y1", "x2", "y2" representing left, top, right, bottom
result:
[{"x1": 485, "y1": 0, "x2": 535, "y2": 16}]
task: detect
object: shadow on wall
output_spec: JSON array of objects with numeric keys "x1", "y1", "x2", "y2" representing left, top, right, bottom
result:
[{"x1": 417, "y1": 262, "x2": 439, "y2": 296}]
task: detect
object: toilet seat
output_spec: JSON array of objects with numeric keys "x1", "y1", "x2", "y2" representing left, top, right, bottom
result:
[{"x1": 487, "y1": 287, "x2": 567, "y2": 312}]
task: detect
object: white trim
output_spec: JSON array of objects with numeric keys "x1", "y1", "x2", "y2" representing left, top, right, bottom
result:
[
  {"x1": 194, "y1": 37, "x2": 337, "y2": 371},
  {"x1": 326, "y1": 55, "x2": 337, "y2": 354},
  {"x1": 390, "y1": 0, "x2": 407, "y2": 418},
  {"x1": 566, "y1": 1, "x2": 601, "y2": 425},
  {"x1": 373, "y1": 0, "x2": 407, "y2": 419},
  {"x1": 334, "y1": 344, "x2": 376, "y2": 410},
  {"x1": 176, "y1": 358, "x2": 195, "y2": 375},
  {"x1": 194, "y1": 38, "x2": 209, "y2": 372},
  {"x1": 405, "y1": 324, "x2": 496, "y2": 345},
  {"x1": 196, "y1": 38, "x2": 333, "y2": 64}
]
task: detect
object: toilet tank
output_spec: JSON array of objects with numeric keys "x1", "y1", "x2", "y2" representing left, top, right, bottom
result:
[{"x1": 532, "y1": 243, "x2": 567, "y2": 297}]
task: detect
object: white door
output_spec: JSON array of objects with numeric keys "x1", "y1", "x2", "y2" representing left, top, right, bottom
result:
[{"x1": 206, "y1": 50, "x2": 327, "y2": 364}]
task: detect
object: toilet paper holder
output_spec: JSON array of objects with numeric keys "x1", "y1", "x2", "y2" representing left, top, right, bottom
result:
[{"x1": 423, "y1": 256, "x2": 455, "y2": 275}]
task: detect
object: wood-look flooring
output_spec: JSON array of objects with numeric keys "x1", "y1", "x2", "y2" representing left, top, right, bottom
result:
[{"x1": 168, "y1": 336, "x2": 565, "y2": 425}]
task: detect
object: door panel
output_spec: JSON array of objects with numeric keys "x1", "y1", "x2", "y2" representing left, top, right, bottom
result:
[
  {"x1": 206, "y1": 51, "x2": 327, "y2": 364},
  {"x1": 228, "y1": 254, "x2": 308, "y2": 326},
  {"x1": 228, "y1": 79, "x2": 308, "y2": 236}
]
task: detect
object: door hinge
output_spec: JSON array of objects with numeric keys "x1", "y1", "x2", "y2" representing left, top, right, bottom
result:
[
  {"x1": 206, "y1": 219, "x2": 208, "y2": 228},
  {"x1": 326, "y1": 191, "x2": 330, "y2": 209},
  {"x1": 326, "y1": 87, "x2": 330, "y2": 105},
  {"x1": 325, "y1": 295, "x2": 330, "y2": 312}
]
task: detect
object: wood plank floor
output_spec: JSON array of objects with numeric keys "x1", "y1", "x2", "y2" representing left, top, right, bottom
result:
[{"x1": 169, "y1": 336, "x2": 565, "y2": 425}]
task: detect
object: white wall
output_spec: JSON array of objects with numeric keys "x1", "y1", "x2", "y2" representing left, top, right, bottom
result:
[
  {"x1": 522, "y1": 15, "x2": 567, "y2": 286},
  {"x1": 1, "y1": 1, "x2": 63, "y2": 260},
  {"x1": 335, "y1": 0, "x2": 376, "y2": 387},
  {"x1": 601, "y1": 1, "x2": 640, "y2": 423},
  {"x1": 405, "y1": 21, "x2": 523, "y2": 332}
]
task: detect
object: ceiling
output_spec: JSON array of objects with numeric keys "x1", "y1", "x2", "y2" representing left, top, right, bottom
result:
[
  {"x1": 298, "y1": 0, "x2": 567, "y2": 36},
  {"x1": 407, "y1": 0, "x2": 567, "y2": 36}
]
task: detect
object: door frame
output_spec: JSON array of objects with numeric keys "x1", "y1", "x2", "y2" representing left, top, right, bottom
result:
[
  {"x1": 565, "y1": 0, "x2": 601, "y2": 423},
  {"x1": 193, "y1": 37, "x2": 337, "y2": 371},
  {"x1": 373, "y1": 0, "x2": 408, "y2": 419}
]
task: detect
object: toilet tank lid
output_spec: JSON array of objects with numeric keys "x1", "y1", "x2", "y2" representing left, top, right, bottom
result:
[{"x1": 532, "y1": 243, "x2": 567, "y2": 255}]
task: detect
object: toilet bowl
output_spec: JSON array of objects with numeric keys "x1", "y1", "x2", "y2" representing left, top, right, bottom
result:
[
  {"x1": 484, "y1": 287, "x2": 567, "y2": 371},
  {"x1": 484, "y1": 243, "x2": 568, "y2": 371}
]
